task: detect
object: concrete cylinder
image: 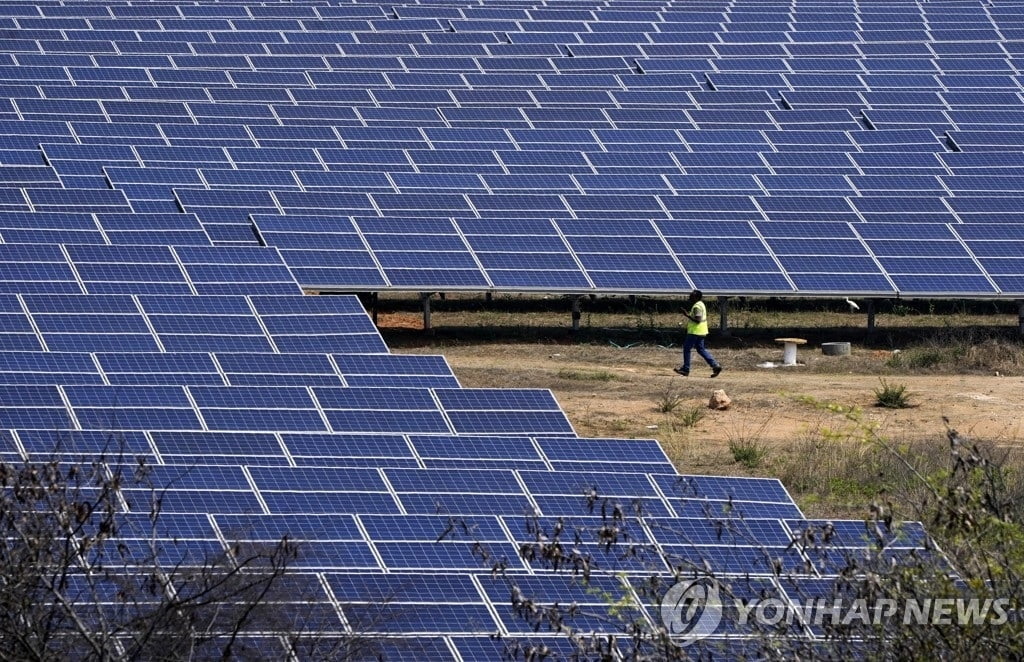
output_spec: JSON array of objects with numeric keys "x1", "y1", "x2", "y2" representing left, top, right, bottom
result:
[
  {"x1": 782, "y1": 343, "x2": 798, "y2": 365},
  {"x1": 821, "y1": 342, "x2": 851, "y2": 356}
]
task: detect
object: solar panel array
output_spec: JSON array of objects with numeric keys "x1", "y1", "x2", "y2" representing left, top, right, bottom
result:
[
  {"x1": 2, "y1": 1, "x2": 1024, "y2": 296},
  {"x1": 0, "y1": 0, "x2": 947, "y2": 656}
]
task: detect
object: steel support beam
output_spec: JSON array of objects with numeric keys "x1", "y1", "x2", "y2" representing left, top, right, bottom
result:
[
  {"x1": 718, "y1": 296, "x2": 730, "y2": 336},
  {"x1": 420, "y1": 292, "x2": 432, "y2": 331}
]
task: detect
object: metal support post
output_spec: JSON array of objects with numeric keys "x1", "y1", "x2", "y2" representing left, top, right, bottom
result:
[
  {"x1": 420, "y1": 292, "x2": 432, "y2": 331},
  {"x1": 718, "y1": 296, "x2": 730, "y2": 336}
]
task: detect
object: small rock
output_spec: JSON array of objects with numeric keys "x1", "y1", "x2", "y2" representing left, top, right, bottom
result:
[{"x1": 709, "y1": 389, "x2": 732, "y2": 410}]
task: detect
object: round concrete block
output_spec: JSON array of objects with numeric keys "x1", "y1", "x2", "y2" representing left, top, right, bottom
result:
[{"x1": 821, "y1": 342, "x2": 851, "y2": 356}]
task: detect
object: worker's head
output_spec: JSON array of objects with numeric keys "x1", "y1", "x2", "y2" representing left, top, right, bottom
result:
[{"x1": 689, "y1": 289, "x2": 703, "y2": 303}]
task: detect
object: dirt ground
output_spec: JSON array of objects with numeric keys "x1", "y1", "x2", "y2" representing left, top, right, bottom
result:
[
  {"x1": 377, "y1": 308, "x2": 1022, "y2": 471},
  {"x1": 427, "y1": 343, "x2": 1022, "y2": 448}
]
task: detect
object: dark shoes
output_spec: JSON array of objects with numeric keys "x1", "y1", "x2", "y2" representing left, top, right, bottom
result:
[{"x1": 675, "y1": 366, "x2": 721, "y2": 377}]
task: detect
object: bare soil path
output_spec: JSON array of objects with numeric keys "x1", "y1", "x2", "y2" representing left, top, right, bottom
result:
[{"x1": 427, "y1": 343, "x2": 1023, "y2": 449}]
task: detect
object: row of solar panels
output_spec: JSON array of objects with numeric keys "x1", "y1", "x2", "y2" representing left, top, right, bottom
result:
[
  {"x1": 0, "y1": 222, "x2": 1020, "y2": 296},
  {"x1": 5, "y1": 124, "x2": 970, "y2": 152},
  {"x1": 0, "y1": 293, "x2": 390, "y2": 353},
  {"x1": 20, "y1": 145, "x2": 1016, "y2": 186},
  {"x1": 99, "y1": 152, "x2": 1024, "y2": 176},
  {"x1": 18, "y1": 505, "x2": 910, "y2": 573},
  {"x1": 185, "y1": 187, "x2": 1024, "y2": 220},
  {"x1": 100, "y1": 168, "x2": 1024, "y2": 192},
  {"x1": 0, "y1": 383, "x2": 576, "y2": 435},
  {"x1": 4, "y1": 71, "x2": 1023, "y2": 95},
  {"x1": 9, "y1": 0, "x2": 1022, "y2": 17},
  {"x1": 81, "y1": 163, "x2": 1024, "y2": 190},
  {"x1": 5, "y1": 94, "x2": 1019, "y2": 118},
  {"x1": 0, "y1": 457, "x2": 815, "y2": 520},
  {"x1": 3, "y1": 17, "x2": 1019, "y2": 33},
  {"x1": 8, "y1": 125, "x2": 1018, "y2": 156},
  {"x1": 7, "y1": 88, "x2": 1024, "y2": 115},
  {"x1": 11, "y1": 139, "x2": 1024, "y2": 171},
  {"x1": 18, "y1": 177, "x2": 1024, "y2": 210},
  {"x1": 0, "y1": 243, "x2": 299, "y2": 295},
  {"x1": 2, "y1": 90, "x2": 1023, "y2": 120},
  {"x1": 15, "y1": 151, "x2": 1024, "y2": 194},
  {"x1": 16, "y1": 145, "x2": 990, "y2": 190},
  {"x1": 2, "y1": 97, "x2": 1024, "y2": 130},
  {"x1": 0, "y1": 350, "x2": 458, "y2": 387},
  {"x1": 4, "y1": 24, "x2": 1023, "y2": 44},
  {"x1": 3, "y1": 38, "x2": 1022, "y2": 56},
  {"x1": 8, "y1": 52, "x2": 1024, "y2": 73},
  {"x1": 68, "y1": 634, "x2": 731, "y2": 661},
  {"x1": 88, "y1": 168, "x2": 1024, "y2": 196},
  {"x1": 5, "y1": 39, "x2": 1024, "y2": 60},
  {"x1": 0, "y1": 209, "x2": 211, "y2": 244},
  {"x1": 25, "y1": 140, "x2": 1024, "y2": 189},
  {"x1": 3, "y1": 471, "x2": 806, "y2": 535},
  {"x1": 251, "y1": 215, "x2": 1024, "y2": 295},
  {"x1": 7, "y1": 2, "x2": 1021, "y2": 20},
  {"x1": 2, "y1": 428, "x2": 675, "y2": 473},
  {"x1": 9, "y1": 12, "x2": 1007, "y2": 27},
  {"x1": 17, "y1": 133, "x2": 996, "y2": 164},
  {"x1": 31, "y1": 512, "x2": 922, "y2": 654},
  {"x1": 171, "y1": 186, "x2": 1024, "y2": 217},
  {"x1": 0, "y1": 223, "x2": 1018, "y2": 296}
]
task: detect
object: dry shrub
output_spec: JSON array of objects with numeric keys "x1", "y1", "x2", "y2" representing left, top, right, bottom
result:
[
  {"x1": 889, "y1": 329, "x2": 1024, "y2": 375},
  {"x1": 777, "y1": 429, "x2": 1024, "y2": 521},
  {"x1": 964, "y1": 337, "x2": 1024, "y2": 372}
]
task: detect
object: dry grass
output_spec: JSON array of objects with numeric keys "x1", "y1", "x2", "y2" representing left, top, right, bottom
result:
[
  {"x1": 556, "y1": 368, "x2": 620, "y2": 382},
  {"x1": 887, "y1": 327, "x2": 1024, "y2": 374},
  {"x1": 774, "y1": 433, "x2": 1024, "y2": 519}
]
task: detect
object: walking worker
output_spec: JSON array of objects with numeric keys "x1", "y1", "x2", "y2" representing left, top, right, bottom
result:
[{"x1": 675, "y1": 289, "x2": 722, "y2": 378}]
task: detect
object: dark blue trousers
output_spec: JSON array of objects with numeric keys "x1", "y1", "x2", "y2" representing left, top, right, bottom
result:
[{"x1": 682, "y1": 334, "x2": 719, "y2": 372}]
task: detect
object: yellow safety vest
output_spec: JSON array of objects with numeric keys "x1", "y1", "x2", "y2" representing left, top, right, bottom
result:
[{"x1": 687, "y1": 301, "x2": 709, "y2": 336}]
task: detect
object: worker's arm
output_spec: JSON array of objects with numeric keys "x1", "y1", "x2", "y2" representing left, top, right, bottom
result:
[{"x1": 682, "y1": 306, "x2": 703, "y2": 322}]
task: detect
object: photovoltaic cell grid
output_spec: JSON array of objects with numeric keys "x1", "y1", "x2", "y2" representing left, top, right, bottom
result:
[
  {"x1": 0, "y1": 293, "x2": 389, "y2": 354},
  {"x1": 1, "y1": 2, "x2": 1024, "y2": 296},
  {"x1": 0, "y1": 0, "x2": 946, "y2": 654}
]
